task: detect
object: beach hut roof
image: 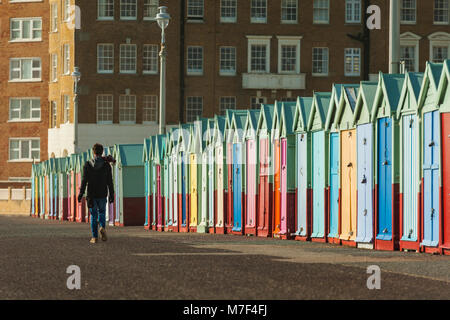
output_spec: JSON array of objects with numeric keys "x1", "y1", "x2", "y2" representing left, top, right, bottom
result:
[
  {"x1": 293, "y1": 97, "x2": 313, "y2": 133},
  {"x1": 142, "y1": 138, "x2": 151, "y2": 163},
  {"x1": 213, "y1": 115, "x2": 227, "y2": 144},
  {"x1": 334, "y1": 84, "x2": 360, "y2": 128},
  {"x1": 371, "y1": 73, "x2": 406, "y2": 121},
  {"x1": 325, "y1": 84, "x2": 348, "y2": 130},
  {"x1": 244, "y1": 109, "x2": 261, "y2": 140},
  {"x1": 190, "y1": 118, "x2": 208, "y2": 153},
  {"x1": 177, "y1": 123, "x2": 192, "y2": 152},
  {"x1": 418, "y1": 61, "x2": 444, "y2": 110},
  {"x1": 256, "y1": 104, "x2": 275, "y2": 135},
  {"x1": 279, "y1": 101, "x2": 297, "y2": 137},
  {"x1": 396, "y1": 71, "x2": 424, "y2": 118},
  {"x1": 231, "y1": 111, "x2": 248, "y2": 142},
  {"x1": 352, "y1": 81, "x2": 378, "y2": 126},
  {"x1": 308, "y1": 92, "x2": 332, "y2": 131},
  {"x1": 437, "y1": 59, "x2": 450, "y2": 106},
  {"x1": 114, "y1": 144, "x2": 145, "y2": 166}
]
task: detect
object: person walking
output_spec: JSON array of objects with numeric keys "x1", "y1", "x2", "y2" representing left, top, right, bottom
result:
[{"x1": 78, "y1": 143, "x2": 115, "y2": 244}]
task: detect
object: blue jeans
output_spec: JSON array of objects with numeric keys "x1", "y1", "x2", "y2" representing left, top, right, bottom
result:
[{"x1": 89, "y1": 198, "x2": 107, "y2": 238}]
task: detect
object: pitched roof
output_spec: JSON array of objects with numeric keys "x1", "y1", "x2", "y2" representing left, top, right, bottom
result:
[
  {"x1": 371, "y1": 73, "x2": 406, "y2": 121},
  {"x1": 352, "y1": 81, "x2": 378, "y2": 126},
  {"x1": 115, "y1": 144, "x2": 145, "y2": 166},
  {"x1": 308, "y1": 92, "x2": 332, "y2": 131},
  {"x1": 293, "y1": 97, "x2": 313, "y2": 132}
]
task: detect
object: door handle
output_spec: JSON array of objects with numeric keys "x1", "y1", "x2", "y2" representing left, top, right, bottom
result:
[
  {"x1": 409, "y1": 119, "x2": 414, "y2": 128},
  {"x1": 383, "y1": 160, "x2": 388, "y2": 166},
  {"x1": 347, "y1": 162, "x2": 352, "y2": 167},
  {"x1": 429, "y1": 141, "x2": 435, "y2": 147},
  {"x1": 383, "y1": 228, "x2": 388, "y2": 233},
  {"x1": 361, "y1": 175, "x2": 367, "y2": 184}
]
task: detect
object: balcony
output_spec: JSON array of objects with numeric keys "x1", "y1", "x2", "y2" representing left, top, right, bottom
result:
[{"x1": 242, "y1": 73, "x2": 306, "y2": 90}]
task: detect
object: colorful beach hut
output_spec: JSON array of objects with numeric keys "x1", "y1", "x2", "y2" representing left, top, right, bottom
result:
[
  {"x1": 143, "y1": 138, "x2": 152, "y2": 229},
  {"x1": 396, "y1": 72, "x2": 424, "y2": 252},
  {"x1": 352, "y1": 81, "x2": 378, "y2": 248},
  {"x1": 213, "y1": 115, "x2": 227, "y2": 234},
  {"x1": 371, "y1": 72, "x2": 405, "y2": 251},
  {"x1": 153, "y1": 135, "x2": 166, "y2": 231},
  {"x1": 168, "y1": 128, "x2": 179, "y2": 232},
  {"x1": 178, "y1": 124, "x2": 192, "y2": 232}
]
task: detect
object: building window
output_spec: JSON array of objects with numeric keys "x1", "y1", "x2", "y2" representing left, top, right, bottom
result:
[
  {"x1": 220, "y1": 0, "x2": 237, "y2": 23},
  {"x1": 434, "y1": 0, "x2": 449, "y2": 24},
  {"x1": 9, "y1": 139, "x2": 40, "y2": 161},
  {"x1": 63, "y1": 0, "x2": 71, "y2": 21},
  {"x1": 187, "y1": 46, "x2": 203, "y2": 75},
  {"x1": 51, "y1": 3, "x2": 58, "y2": 31},
  {"x1": 345, "y1": 48, "x2": 361, "y2": 76},
  {"x1": 97, "y1": 94, "x2": 113, "y2": 124},
  {"x1": 120, "y1": 44, "x2": 137, "y2": 73},
  {"x1": 143, "y1": 44, "x2": 158, "y2": 74},
  {"x1": 143, "y1": 95, "x2": 158, "y2": 123},
  {"x1": 187, "y1": 0, "x2": 204, "y2": 20},
  {"x1": 10, "y1": 18, "x2": 42, "y2": 41},
  {"x1": 313, "y1": 0, "x2": 329, "y2": 24},
  {"x1": 63, "y1": 95, "x2": 70, "y2": 123},
  {"x1": 281, "y1": 0, "x2": 297, "y2": 23},
  {"x1": 119, "y1": 95, "x2": 136, "y2": 123},
  {"x1": 10, "y1": 58, "x2": 41, "y2": 81},
  {"x1": 251, "y1": 0, "x2": 267, "y2": 23},
  {"x1": 98, "y1": 0, "x2": 114, "y2": 20},
  {"x1": 97, "y1": 44, "x2": 114, "y2": 74},
  {"x1": 278, "y1": 36, "x2": 302, "y2": 74},
  {"x1": 220, "y1": 97, "x2": 236, "y2": 115},
  {"x1": 247, "y1": 37, "x2": 271, "y2": 73},
  {"x1": 312, "y1": 47, "x2": 329, "y2": 76},
  {"x1": 9, "y1": 98, "x2": 41, "y2": 121},
  {"x1": 345, "y1": 0, "x2": 361, "y2": 23},
  {"x1": 51, "y1": 102, "x2": 57, "y2": 128},
  {"x1": 51, "y1": 53, "x2": 58, "y2": 81},
  {"x1": 432, "y1": 46, "x2": 449, "y2": 62},
  {"x1": 144, "y1": 0, "x2": 159, "y2": 20},
  {"x1": 63, "y1": 44, "x2": 70, "y2": 75},
  {"x1": 401, "y1": 0, "x2": 416, "y2": 24},
  {"x1": 400, "y1": 46, "x2": 416, "y2": 72},
  {"x1": 186, "y1": 97, "x2": 203, "y2": 122},
  {"x1": 251, "y1": 97, "x2": 267, "y2": 109},
  {"x1": 220, "y1": 46, "x2": 236, "y2": 76},
  {"x1": 120, "y1": 0, "x2": 137, "y2": 20}
]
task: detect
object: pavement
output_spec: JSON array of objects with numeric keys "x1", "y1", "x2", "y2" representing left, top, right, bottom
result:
[{"x1": 0, "y1": 215, "x2": 449, "y2": 300}]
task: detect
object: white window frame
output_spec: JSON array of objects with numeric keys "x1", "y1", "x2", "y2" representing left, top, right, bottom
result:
[
  {"x1": 9, "y1": 58, "x2": 42, "y2": 82},
  {"x1": 9, "y1": 138, "x2": 40, "y2": 162},
  {"x1": 281, "y1": 0, "x2": 298, "y2": 24},
  {"x1": 98, "y1": 0, "x2": 115, "y2": 21},
  {"x1": 119, "y1": 44, "x2": 137, "y2": 74},
  {"x1": 313, "y1": 0, "x2": 330, "y2": 24},
  {"x1": 251, "y1": 0, "x2": 267, "y2": 23},
  {"x1": 187, "y1": 0, "x2": 204, "y2": 21},
  {"x1": 143, "y1": 44, "x2": 159, "y2": 75},
  {"x1": 63, "y1": 44, "x2": 70, "y2": 75},
  {"x1": 344, "y1": 48, "x2": 361, "y2": 77},
  {"x1": 51, "y1": 53, "x2": 58, "y2": 82},
  {"x1": 120, "y1": 0, "x2": 137, "y2": 20},
  {"x1": 220, "y1": 0, "x2": 237, "y2": 23},
  {"x1": 9, "y1": 98, "x2": 41, "y2": 122},
  {"x1": 63, "y1": 95, "x2": 70, "y2": 123},
  {"x1": 434, "y1": 0, "x2": 449, "y2": 25},
  {"x1": 219, "y1": 96, "x2": 236, "y2": 115},
  {"x1": 219, "y1": 46, "x2": 236, "y2": 76},
  {"x1": 428, "y1": 32, "x2": 450, "y2": 63},
  {"x1": 97, "y1": 43, "x2": 114, "y2": 74},
  {"x1": 251, "y1": 96, "x2": 267, "y2": 109},
  {"x1": 400, "y1": 32, "x2": 421, "y2": 72},
  {"x1": 186, "y1": 96, "x2": 203, "y2": 122},
  {"x1": 247, "y1": 36, "x2": 271, "y2": 73},
  {"x1": 51, "y1": 101, "x2": 57, "y2": 128},
  {"x1": 51, "y1": 3, "x2": 58, "y2": 32},
  {"x1": 187, "y1": 46, "x2": 204, "y2": 76},
  {"x1": 277, "y1": 36, "x2": 302, "y2": 74},
  {"x1": 400, "y1": 0, "x2": 416, "y2": 24},
  {"x1": 96, "y1": 94, "x2": 114, "y2": 124},
  {"x1": 143, "y1": 95, "x2": 158, "y2": 124},
  {"x1": 63, "y1": 0, "x2": 71, "y2": 22},
  {"x1": 10, "y1": 18, "x2": 42, "y2": 42},
  {"x1": 312, "y1": 47, "x2": 329, "y2": 76},
  {"x1": 119, "y1": 94, "x2": 137, "y2": 124},
  {"x1": 345, "y1": 0, "x2": 361, "y2": 23},
  {"x1": 144, "y1": 0, "x2": 159, "y2": 21}
]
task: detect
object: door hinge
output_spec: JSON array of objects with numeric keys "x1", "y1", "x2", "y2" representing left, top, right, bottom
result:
[{"x1": 409, "y1": 119, "x2": 414, "y2": 128}]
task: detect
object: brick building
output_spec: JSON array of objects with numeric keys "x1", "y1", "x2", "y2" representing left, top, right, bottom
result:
[
  {"x1": 0, "y1": 0, "x2": 49, "y2": 187},
  {"x1": 1, "y1": 0, "x2": 449, "y2": 183}
]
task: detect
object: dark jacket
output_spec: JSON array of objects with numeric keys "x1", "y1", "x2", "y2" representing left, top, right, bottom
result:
[{"x1": 78, "y1": 156, "x2": 114, "y2": 200}]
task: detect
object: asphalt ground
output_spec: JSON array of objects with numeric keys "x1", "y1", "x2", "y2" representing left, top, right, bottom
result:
[{"x1": 0, "y1": 215, "x2": 449, "y2": 300}]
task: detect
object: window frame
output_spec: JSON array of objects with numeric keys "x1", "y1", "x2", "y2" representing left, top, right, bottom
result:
[
  {"x1": 10, "y1": 17, "x2": 42, "y2": 42},
  {"x1": 9, "y1": 58, "x2": 42, "y2": 82},
  {"x1": 9, "y1": 98, "x2": 41, "y2": 122},
  {"x1": 428, "y1": 32, "x2": 450, "y2": 63},
  {"x1": 187, "y1": 0, "x2": 204, "y2": 21},
  {"x1": 251, "y1": 0, "x2": 267, "y2": 23},
  {"x1": 98, "y1": 0, "x2": 115, "y2": 21},
  {"x1": 143, "y1": 44, "x2": 159, "y2": 75},
  {"x1": 144, "y1": 0, "x2": 159, "y2": 21},
  {"x1": 400, "y1": 32, "x2": 421, "y2": 72},
  {"x1": 219, "y1": 96, "x2": 237, "y2": 115},
  {"x1": 220, "y1": 0, "x2": 237, "y2": 23},
  {"x1": 312, "y1": 47, "x2": 329, "y2": 77},
  {"x1": 345, "y1": 0, "x2": 361, "y2": 24},
  {"x1": 219, "y1": 46, "x2": 237, "y2": 76},
  {"x1": 119, "y1": 94, "x2": 137, "y2": 124},
  {"x1": 277, "y1": 36, "x2": 302, "y2": 74},
  {"x1": 434, "y1": 0, "x2": 450, "y2": 25},
  {"x1": 142, "y1": 95, "x2": 158, "y2": 124},
  {"x1": 97, "y1": 43, "x2": 115, "y2": 74},
  {"x1": 63, "y1": 95, "x2": 70, "y2": 123},
  {"x1": 400, "y1": 0, "x2": 417, "y2": 24},
  {"x1": 247, "y1": 36, "x2": 271, "y2": 74},
  {"x1": 96, "y1": 94, "x2": 114, "y2": 124},
  {"x1": 344, "y1": 48, "x2": 361, "y2": 77},
  {"x1": 119, "y1": 44, "x2": 137, "y2": 74},
  {"x1": 186, "y1": 96, "x2": 203, "y2": 122},
  {"x1": 313, "y1": 0, "x2": 330, "y2": 24},
  {"x1": 120, "y1": 0, "x2": 138, "y2": 21},
  {"x1": 51, "y1": 53, "x2": 58, "y2": 82},
  {"x1": 250, "y1": 96, "x2": 267, "y2": 110},
  {"x1": 187, "y1": 46, "x2": 204, "y2": 76},
  {"x1": 281, "y1": 0, "x2": 298, "y2": 24},
  {"x1": 8, "y1": 138, "x2": 40, "y2": 162}
]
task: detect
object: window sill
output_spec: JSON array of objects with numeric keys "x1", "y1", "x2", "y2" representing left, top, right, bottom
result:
[
  {"x1": 9, "y1": 79, "x2": 42, "y2": 83},
  {"x1": 120, "y1": 17, "x2": 138, "y2": 21},
  {"x1": 119, "y1": 71, "x2": 137, "y2": 75},
  {"x1": 344, "y1": 22, "x2": 362, "y2": 25},
  {"x1": 313, "y1": 21, "x2": 330, "y2": 25},
  {"x1": 8, "y1": 160, "x2": 38, "y2": 163},
  {"x1": 143, "y1": 71, "x2": 158, "y2": 75},
  {"x1": 118, "y1": 122, "x2": 137, "y2": 125},
  {"x1": 345, "y1": 74, "x2": 361, "y2": 77},
  {"x1": 250, "y1": 19, "x2": 267, "y2": 24},
  {"x1": 9, "y1": 39, "x2": 43, "y2": 43},
  {"x1": 220, "y1": 18, "x2": 237, "y2": 23},
  {"x1": 8, "y1": 120, "x2": 41, "y2": 123},
  {"x1": 281, "y1": 20, "x2": 298, "y2": 24},
  {"x1": 401, "y1": 21, "x2": 416, "y2": 25},
  {"x1": 97, "y1": 18, "x2": 114, "y2": 21},
  {"x1": 98, "y1": 71, "x2": 114, "y2": 74},
  {"x1": 143, "y1": 18, "x2": 156, "y2": 21},
  {"x1": 187, "y1": 19, "x2": 204, "y2": 23},
  {"x1": 433, "y1": 21, "x2": 450, "y2": 25},
  {"x1": 312, "y1": 73, "x2": 329, "y2": 77},
  {"x1": 219, "y1": 72, "x2": 236, "y2": 76},
  {"x1": 187, "y1": 71, "x2": 204, "y2": 76}
]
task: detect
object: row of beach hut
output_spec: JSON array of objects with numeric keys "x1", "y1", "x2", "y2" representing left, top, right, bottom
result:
[{"x1": 31, "y1": 60, "x2": 450, "y2": 254}]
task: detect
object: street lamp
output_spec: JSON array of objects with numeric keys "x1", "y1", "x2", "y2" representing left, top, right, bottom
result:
[
  {"x1": 156, "y1": 6, "x2": 170, "y2": 135},
  {"x1": 71, "y1": 67, "x2": 81, "y2": 154}
]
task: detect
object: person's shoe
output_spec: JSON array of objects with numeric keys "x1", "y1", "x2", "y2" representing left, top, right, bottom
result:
[
  {"x1": 90, "y1": 237, "x2": 98, "y2": 244},
  {"x1": 99, "y1": 227, "x2": 107, "y2": 241}
]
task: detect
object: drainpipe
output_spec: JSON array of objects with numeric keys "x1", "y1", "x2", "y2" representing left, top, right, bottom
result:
[
  {"x1": 179, "y1": 0, "x2": 185, "y2": 123},
  {"x1": 389, "y1": 0, "x2": 400, "y2": 74}
]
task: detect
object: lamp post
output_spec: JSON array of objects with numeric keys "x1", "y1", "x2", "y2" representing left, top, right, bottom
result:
[
  {"x1": 71, "y1": 67, "x2": 81, "y2": 154},
  {"x1": 156, "y1": 6, "x2": 170, "y2": 135}
]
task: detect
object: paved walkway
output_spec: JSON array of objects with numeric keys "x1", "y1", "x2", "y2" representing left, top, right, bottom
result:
[{"x1": 0, "y1": 215, "x2": 449, "y2": 299}]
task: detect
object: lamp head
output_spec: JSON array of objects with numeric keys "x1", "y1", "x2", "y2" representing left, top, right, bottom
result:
[
  {"x1": 156, "y1": 6, "x2": 170, "y2": 30},
  {"x1": 71, "y1": 67, "x2": 81, "y2": 82}
]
